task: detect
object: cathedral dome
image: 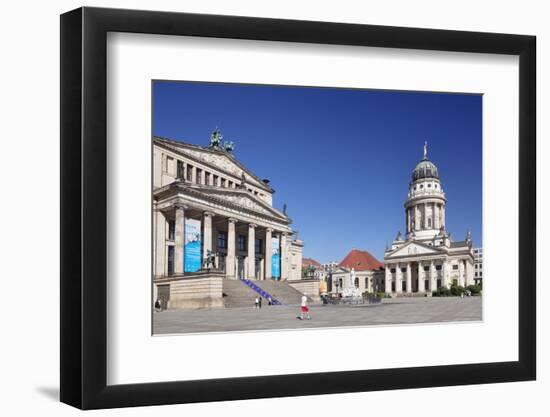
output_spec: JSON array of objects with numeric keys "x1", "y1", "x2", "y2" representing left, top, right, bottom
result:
[{"x1": 411, "y1": 158, "x2": 439, "y2": 181}]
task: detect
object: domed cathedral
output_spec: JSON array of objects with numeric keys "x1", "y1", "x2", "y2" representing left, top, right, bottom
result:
[{"x1": 383, "y1": 143, "x2": 475, "y2": 296}]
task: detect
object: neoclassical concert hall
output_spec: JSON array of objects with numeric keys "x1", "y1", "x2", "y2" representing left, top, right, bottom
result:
[{"x1": 152, "y1": 130, "x2": 304, "y2": 306}]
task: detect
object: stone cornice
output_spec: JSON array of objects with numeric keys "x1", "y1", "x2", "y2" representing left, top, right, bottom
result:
[
  {"x1": 404, "y1": 195, "x2": 446, "y2": 208},
  {"x1": 154, "y1": 137, "x2": 273, "y2": 193},
  {"x1": 155, "y1": 182, "x2": 292, "y2": 226}
]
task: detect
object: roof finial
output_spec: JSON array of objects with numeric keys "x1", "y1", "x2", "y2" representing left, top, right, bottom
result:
[{"x1": 423, "y1": 141, "x2": 428, "y2": 160}]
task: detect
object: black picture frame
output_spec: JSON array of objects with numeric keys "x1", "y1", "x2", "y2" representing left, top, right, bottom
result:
[{"x1": 60, "y1": 6, "x2": 536, "y2": 410}]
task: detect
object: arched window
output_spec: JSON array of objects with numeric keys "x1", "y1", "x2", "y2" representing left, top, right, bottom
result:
[{"x1": 354, "y1": 277, "x2": 359, "y2": 288}]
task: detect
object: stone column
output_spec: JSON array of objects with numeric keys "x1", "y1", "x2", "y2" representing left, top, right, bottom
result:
[
  {"x1": 174, "y1": 205, "x2": 185, "y2": 274},
  {"x1": 418, "y1": 262, "x2": 425, "y2": 293},
  {"x1": 441, "y1": 205, "x2": 446, "y2": 229},
  {"x1": 406, "y1": 263, "x2": 412, "y2": 293},
  {"x1": 415, "y1": 206, "x2": 420, "y2": 231},
  {"x1": 434, "y1": 204, "x2": 440, "y2": 229},
  {"x1": 265, "y1": 228, "x2": 273, "y2": 280},
  {"x1": 154, "y1": 209, "x2": 166, "y2": 277},
  {"x1": 459, "y1": 260, "x2": 465, "y2": 287},
  {"x1": 247, "y1": 223, "x2": 257, "y2": 279},
  {"x1": 202, "y1": 211, "x2": 214, "y2": 262},
  {"x1": 396, "y1": 264, "x2": 403, "y2": 294},
  {"x1": 442, "y1": 261, "x2": 450, "y2": 287},
  {"x1": 227, "y1": 218, "x2": 237, "y2": 279},
  {"x1": 385, "y1": 264, "x2": 392, "y2": 294},
  {"x1": 280, "y1": 232, "x2": 288, "y2": 280},
  {"x1": 430, "y1": 260, "x2": 437, "y2": 291},
  {"x1": 465, "y1": 260, "x2": 474, "y2": 286},
  {"x1": 422, "y1": 203, "x2": 428, "y2": 229}
]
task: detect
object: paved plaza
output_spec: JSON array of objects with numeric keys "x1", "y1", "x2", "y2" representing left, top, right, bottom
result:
[{"x1": 153, "y1": 296, "x2": 482, "y2": 335}]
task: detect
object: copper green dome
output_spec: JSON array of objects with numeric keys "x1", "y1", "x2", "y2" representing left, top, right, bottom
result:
[{"x1": 412, "y1": 158, "x2": 439, "y2": 181}]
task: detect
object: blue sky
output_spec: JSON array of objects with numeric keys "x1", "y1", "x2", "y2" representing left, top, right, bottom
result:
[{"x1": 153, "y1": 81, "x2": 482, "y2": 263}]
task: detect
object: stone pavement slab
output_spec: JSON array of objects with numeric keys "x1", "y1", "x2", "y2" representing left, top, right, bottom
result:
[{"x1": 153, "y1": 296, "x2": 482, "y2": 335}]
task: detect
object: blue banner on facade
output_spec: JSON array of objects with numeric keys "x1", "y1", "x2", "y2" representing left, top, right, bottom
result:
[
  {"x1": 184, "y1": 218, "x2": 202, "y2": 272},
  {"x1": 271, "y1": 236, "x2": 280, "y2": 279}
]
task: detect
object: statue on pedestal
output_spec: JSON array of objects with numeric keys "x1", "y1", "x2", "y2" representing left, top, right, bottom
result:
[
  {"x1": 203, "y1": 249, "x2": 217, "y2": 269},
  {"x1": 342, "y1": 268, "x2": 362, "y2": 297}
]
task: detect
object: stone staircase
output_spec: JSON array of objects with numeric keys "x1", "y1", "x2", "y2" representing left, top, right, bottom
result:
[
  {"x1": 222, "y1": 280, "x2": 258, "y2": 308},
  {"x1": 240, "y1": 279, "x2": 282, "y2": 305},
  {"x1": 248, "y1": 280, "x2": 312, "y2": 305},
  {"x1": 396, "y1": 292, "x2": 430, "y2": 298},
  {"x1": 222, "y1": 279, "x2": 313, "y2": 308}
]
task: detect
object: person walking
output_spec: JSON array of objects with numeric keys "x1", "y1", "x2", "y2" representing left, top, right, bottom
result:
[
  {"x1": 254, "y1": 296, "x2": 260, "y2": 309},
  {"x1": 258, "y1": 296, "x2": 262, "y2": 309},
  {"x1": 299, "y1": 293, "x2": 311, "y2": 320}
]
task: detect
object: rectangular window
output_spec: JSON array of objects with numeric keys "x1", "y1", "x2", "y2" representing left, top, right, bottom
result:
[
  {"x1": 217, "y1": 232, "x2": 227, "y2": 249},
  {"x1": 176, "y1": 160, "x2": 184, "y2": 179},
  {"x1": 401, "y1": 267, "x2": 406, "y2": 273},
  {"x1": 228, "y1": 181, "x2": 233, "y2": 188},
  {"x1": 452, "y1": 265, "x2": 459, "y2": 270},
  {"x1": 435, "y1": 265, "x2": 442, "y2": 271},
  {"x1": 423, "y1": 265, "x2": 429, "y2": 272},
  {"x1": 213, "y1": 175, "x2": 219, "y2": 186},
  {"x1": 168, "y1": 220, "x2": 175, "y2": 241},
  {"x1": 255, "y1": 238, "x2": 263, "y2": 254},
  {"x1": 221, "y1": 178, "x2": 226, "y2": 187},
  {"x1": 167, "y1": 246, "x2": 175, "y2": 275},
  {"x1": 238, "y1": 235, "x2": 246, "y2": 251},
  {"x1": 205, "y1": 172, "x2": 211, "y2": 185},
  {"x1": 186, "y1": 165, "x2": 193, "y2": 181},
  {"x1": 390, "y1": 268, "x2": 396, "y2": 273},
  {"x1": 196, "y1": 168, "x2": 202, "y2": 184}
]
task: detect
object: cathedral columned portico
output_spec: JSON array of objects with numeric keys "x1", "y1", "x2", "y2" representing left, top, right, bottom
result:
[{"x1": 384, "y1": 143, "x2": 475, "y2": 295}]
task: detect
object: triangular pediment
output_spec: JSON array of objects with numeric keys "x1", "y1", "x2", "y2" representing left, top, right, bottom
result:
[
  {"x1": 192, "y1": 187, "x2": 289, "y2": 222},
  {"x1": 155, "y1": 138, "x2": 271, "y2": 192},
  {"x1": 386, "y1": 241, "x2": 442, "y2": 258}
]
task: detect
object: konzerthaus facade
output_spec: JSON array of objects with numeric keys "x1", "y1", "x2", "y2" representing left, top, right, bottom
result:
[
  {"x1": 153, "y1": 131, "x2": 303, "y2": 305},
  {"x1": 384, "y1": 144, "x2": 475, "y2": 295}
]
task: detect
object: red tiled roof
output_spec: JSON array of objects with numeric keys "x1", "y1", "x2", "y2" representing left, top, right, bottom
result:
[
  {"x1": 339, "y1": 249, "x2": 383, "y2": 271},
  {"x1": 302, "y1": 257, "x2": 322, "y2": 267}
]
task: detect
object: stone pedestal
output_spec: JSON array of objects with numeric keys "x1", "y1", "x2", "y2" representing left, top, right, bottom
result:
[
  {"x1": 287, "y1": 278, "x2": 321, "y2": 303},
  {"x1": 154, "y1": 269, "x2": 225, "y2": 309}
]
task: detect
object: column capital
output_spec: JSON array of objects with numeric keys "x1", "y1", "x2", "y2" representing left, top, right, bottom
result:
[
  {"x1": 227, "y1": 217, "x2": 238, "y2": 224},
  {"x1": 174, "y1": 203, "x2": 188, "y2": 211},
  {"x1": 265, "y1": 227, "x2": 274, "y2": 233},
  {"x1": 248, "y1": 223, "x2": 258, "y2": 229},
  {"x1": 203, "y1": 210, "x2": 215, "y2": 218}
]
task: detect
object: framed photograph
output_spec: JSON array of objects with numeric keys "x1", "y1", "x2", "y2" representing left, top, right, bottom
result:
[{"x1": 60, "y1": 6, "x2": 536, "y2": 409}]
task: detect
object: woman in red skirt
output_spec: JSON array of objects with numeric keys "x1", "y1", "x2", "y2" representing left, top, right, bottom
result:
[{"x1": 300, "y1": 294, "x2": 311, "y2": 320}]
